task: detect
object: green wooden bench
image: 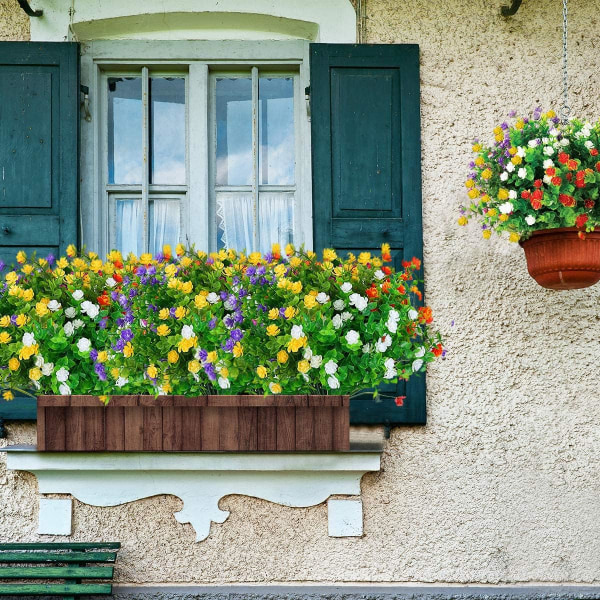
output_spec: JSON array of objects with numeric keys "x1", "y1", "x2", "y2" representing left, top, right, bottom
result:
[{"x1": 0, "y1": 542, "x2": 120, "y2": 599}]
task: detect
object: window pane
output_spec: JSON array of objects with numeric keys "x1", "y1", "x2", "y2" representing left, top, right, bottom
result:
[
  {"x1": 216, "y1": 77, "x2": 252, "y2": 185},
  {"x1": 257, "y1": 192, "x2": 294, "y2": 254},
  {"x1": 150, "y1": 200, "x2": 181, "y2": 256},
  {"x1": 108, "y1": 77, "x2": 142, "y2": 184},
  {"x1": 151, "y1": 78, "x2": 186, "y2": 185},
  {"x1": 216, "y1": 192, "x2": 254, "y2": 250},
  {"x1": 116, "y1": 199, "x2": 143, "y2": 256},
  {"x1": 259, "y1": 77, "x2": 294, "y2": 185}
]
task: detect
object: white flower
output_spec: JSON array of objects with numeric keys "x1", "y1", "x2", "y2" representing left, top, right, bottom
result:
[
  {"x1": 207, "y1": 292, "x2": 219, "y2": 304},
  {"x1": 73, "y1": 319, "x2": 84, "y2": 330},
  {"x1": 528, "y1": 139, "x2": 539, "y2": 148},
  {"x1": 81, "y1": 300, "x2": 92, "y2": 313},
  {"x1": 48, "y1": 300, "x2": 61, "y2": 312},
  {"x1": 86, "y1": 304, "x2": 99, "y2": 319},
  {"x1": 362, "y1": 343, "x2": 372, "y2": 354},
  {"x1": 345, "y1": 330, "x2": 360, "y2": 345},
  {"x1": 505, "y1": 162, "x2": 515, "y2": 173},
  {"x1": 327, "y1": 375, "x2": 340, "y2": 389},
  {"x1": 388, "y1": 309, "x2": 400, "y2": 322},
  {"x1": 310, "y1": 354, "x2": 322, "y2": 368},
  {"x1": 508, "y1": 190, "x2": 517, "y2": 200},
  {"x1": 181, "y1": 325, "x2": 194, "y2": 339},
  {"x1": 63, "y1": 322, "x2": 75, "y2": 337},
  {"x1": 499, "y1": 201, "x2": 514, "y2": 215},
  {"x1": 544, "y1": 146, "x2": 556, "y2": 156},
  {"x1": 585, "y1": 140, "x2": 594, "y2": 149},
  {"x1": 376, "y1": 335, "x2": 392, "y2": 353},
  {"x1": 340, "y1": 282, "x2": 352, "y2": 293},
  {"x1": 65, "y1": 307, "x2": 77, "y2": 318},
  {"x1": 303, "y1": 347, "x2": 313, "y2": 360},
  {"x1": 412, "y1": 359, "x2": 424, "y2": 372},
  {"x1": 349, "y1": 293, "x2": 368, "y2": 311},
  {"x1": 549, "y1": 127, "x2": 559, "y2": 136},
  {"x1": 500, "y1": 172, "x2": 509, "y2": 181},
  {"x1": 59, "y1": 383, "x2": 71, "y2": 395},
  {"x1": 386, "y1": 319, "x2": 398, "y2": 334},
  {"x1": 324, "y1": 360, "x2": 338, "y2": 375},
  {"x1": 291, "y1": 325, "x2": 304, "y2": 339},
  {"x1": 341, "y1": 311, "x2": 353, "y2": 322},
  {"x1": 332, "y1": 314, "x2": 343, "y2": 329},
  {"x1": 415, "y1": 346, "x2": 426, "y2": 358},
  {"x1": 542, "y1": 137, "x2": 549, "y2": 144},
  {"x1": 35, "y1": 355, "x2": 45, "y2": 368},
  {"x1": 374, "y1": 270, "x2": 385, "y2": 280},
  {"x1": 106, "y1": 277, "x2": 117, "y2": 288},
  {"x1": 543, "y1": 175, "x2": 552, "y2": 185},
  {"x1": 31, "y1": 380, "x2": 41, "y2": 390},
  {"x1": 517, "y1": 168, "x2": 527, "y2": 179},
  {"x1": 72, "y1": 290, "x2": 84, "y2": 301},
  {"x1": 41, "y1": 362, "x2": 54, "y2": 377},
  {"x1": 22, "y1": 332, "x2": 35, "y2": 347},
  {"x1": 224, "y1": 296, "x2": 237, "y2": 310},
  {"x1": 408, "y1": 309, "x2": 418, "y2": 320},
  {"x1": 268, "y1": 381, "x2": 281, "y2": 394},
  {"x1": 560, "y1": 138, "x2": 570, "y2": 146},
  {"x1": 218, "y1": 377, "x2": 231, "y2": 389},
  {"x1": 316, "y1": 292, "x2": 329, "y2": 304},
  {"x1": 525, "y1": 215, "x2": 536, "y2": 226},
  {"x1": 77, "y1": 337, "x2": 91, "y2": 352},
  {"x1": 384, "y1": 358, "x2": 397, "y2": 379},
  {"x1": 333, "y1": 299, "x2": 345, "y2": 311},
  {"x1": 56, "y1": 367, "x2": 69, "y2": 382},
  {"x1": 384, "y1": 369, "x2": 397, "y2": 380},
  {"x1": 116, "y1": 377, "x2": 128, "y2": 388},
  {"x1": 543, "y1": 159, "x2": 554, "y2": 169},
  {"x1": 517, "y1": 146, "x2": 526, "y2": 157}
]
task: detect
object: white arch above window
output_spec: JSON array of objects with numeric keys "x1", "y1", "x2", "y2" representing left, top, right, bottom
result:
[{"x1": 30, "y1": 0, "x2": 357, "y2": 43}]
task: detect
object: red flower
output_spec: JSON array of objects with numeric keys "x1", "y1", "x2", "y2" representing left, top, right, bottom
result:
[
  {"x1": 402, "y1": 260, "x2": 410, "y2": 268},
  {"x1": 596, "y1": 161, "x2": 600, "y2": 172},
  {"x1": 365, "y1": 286, "x2": 379, "y2": 299},
  {"x1": 551, "y1": 176, "x2": 562, "y2": 186},
  {"x1": 533, "y1": 179, "x2": 543, "y2": 188},
  {"x1": 568, "y1": 159, "x2": 578, "y2": 170},
  {"x1": 558, "y1": 152, "x2": 569, "y2": 164},
  {"x1": 382, "y1": 266, "x2": 392, "y2": 275},
  {"x1": 566, "y1": 172, "x2": 573, "y2": 181},
  {"x1": 576, "y1": 170, "x2": 586, "y2": 180},
  {"x1": 394, "y1": 396, "x2": 406, "y2": 407},
  {"x1": 591, "y1": 148, "x2": 599, "y2": 156},
  {"x1": 382, "y1": 253, "x2": 392, "y2": 262},
  {"x1": 575, "y1": 180, "x2": 586, "y2": 189},
  {"x1": 113, "y1": 260, "x2": 123, "y2": 269},
  {"x1": 382, "y1": 280, "x2": 391, "y2": 294},
  {"x1": 585, "y1": 199, "x2": 595, "y2": 209},
  {"x1": 531, "y1": 199, "x2": 542, "y2": 210},
  {"x1": 397, "y1": 285, "x2": 406, "y2": 294},
  {"x1": 418, "y1": 306, "x2": 433, "y2": 324},
  {"x1": 579, "y1": 231, "x2": 587, "y2": 240},
  {"x1": 97, "y1": 293, "x2": 110, "y2": 307},
  {"x1": 412, "y1": 257, "x2": 422, "y2": 269},
  {"x1": 545, "y1": 167, "x2": 556, "y2": 177},
  {"x1": 113, "y1": 273, "x2": 123, "y2": 283},
  {"x1": 521, "y1": 190, "x2": 531, "y2": 199},
  {"x1": 559, "y1": 194, "x2": 575, "y2": 207},
  {"x1": 532, "y1": 189, "x2": 543, "y2": 201},
  {"x1": 576, "y1": 214, "x2": 589, "y2": 228},
  {"x1": 432, "y1": 343, "x2": 444, "y2": 357}
]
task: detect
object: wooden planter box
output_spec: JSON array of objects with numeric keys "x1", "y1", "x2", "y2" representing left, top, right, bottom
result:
[{"x1": 37, "y1": 395, "x2": 350, "y2": 452}]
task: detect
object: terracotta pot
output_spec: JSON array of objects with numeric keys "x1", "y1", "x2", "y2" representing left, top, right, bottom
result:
[
  {"x1": 519, "y1": 227, "x2": 600, "y2": 290},
  {"x1": 36, "y1": 394, "x2": 350, "y2": 452}
]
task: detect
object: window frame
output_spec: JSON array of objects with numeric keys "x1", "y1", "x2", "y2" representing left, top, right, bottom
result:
[{"x1": 80, "y1": 40, "x2": 312, "y2": 257}]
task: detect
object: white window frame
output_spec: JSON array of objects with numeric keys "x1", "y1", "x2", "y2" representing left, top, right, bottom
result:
[{"x1": 80, "y1": 40, "x2": 312, "y2": 257}]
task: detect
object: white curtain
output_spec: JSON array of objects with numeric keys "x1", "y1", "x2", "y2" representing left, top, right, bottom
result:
[
  {"x1": 150, "y1": 200, "x2": 180, "y2": 255},
  {"x1": 116, "y1": 199, "x2": 142, "y2": 256},
  {"x1": 217, "y1": 192, "x2": 293, "y2": 254}
]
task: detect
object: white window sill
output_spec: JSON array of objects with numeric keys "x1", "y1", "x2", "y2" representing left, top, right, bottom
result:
[{"x1": 3, "y1": 446, "x2": 381, "y2": 541}]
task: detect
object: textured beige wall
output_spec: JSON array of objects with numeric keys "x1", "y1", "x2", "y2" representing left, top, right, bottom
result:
[
  {"x1": 0, "y1": 0, "x2": 29, "y2": 40},
  {"x1": 2, "y1": 0, "x2": 600, "y2": 586}
]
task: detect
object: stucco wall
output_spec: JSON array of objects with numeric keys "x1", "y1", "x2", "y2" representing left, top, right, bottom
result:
[
  {"x1": 2, "y1": 0, "x2": 600, "y2": 587},
  {"x1": 0, "y1": 0, "x2": 29, "y2": 40}
]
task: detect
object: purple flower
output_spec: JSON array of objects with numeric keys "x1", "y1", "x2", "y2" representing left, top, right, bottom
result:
[
  {"x1": 90, "y1": 348, "x2": 99, "y2": 361},
  {"x1": 98, "y1": 317, "x2": 108, "y2": 330},
  {"x1": 230, "y1": 328, "x2": 243, "y2": 342},
  {"x1": 197, "y1": 348, "x2": 208, "y2": 362},
  {"x1": 10, "y1": 315, "x2": 17, "y2": 325},
  {"x1": 170, "y1": 307, "x2": 177, "y2": 318},
  {"x1": 238, "y1": 288, "x2": 248, "y2": 298},
  {"x1": 219, "y1": 291, "x2": 228, "y2": 301},
  {"x1": 468, "y1": 161, "x2": 475, "y2": 169},
  {"x1": 533, "y1": 106, "x2": 542, "y2": 120},
  {"x1": 264, "y1": 252, "x2": 274, "y2": 263},
  {"x1": 154, "y1": 252, "x2": 165, "y2": 262},
  {"x1": 222, "y1": 338, "x2": 235, "y2": 352},
  {"x1": 508, "y1": 110, "x2": 517, "y2": 118},
  {"x1": 0, "y1": 261, "x2": 5, "y2": 272},
  {"x1": 137, "y1": 266, "x2": 147, "y2": 276},
  {"x1": 500, "y1": 122, "x2": 509, "y2": 130},
  {"x1": 257, "y1": 304, "x2": 268, "y2": 313},
  {"x1": 128, "y1": 289, "x2": 138, "y2": 298},
  {"x1": 249, "y1": 276, "x2": 258, "y2": 285},
  {"x1": 94, "y1": 363, "x2": 107, "y2": 381},
  {"x1": 256, "y1": 265, "x2": 266, "y2": 276},
  {"x1": 146, "y1": 265, "x2": 156, "y2": 276},
  {"x1": 45, "y1": 254, "x2": 55, "y2": 266},
  {"x1": 223, "y1": 314, "x2": 234, "y2": 329},
  {"x1": 233, "y1": 310, "x2": 243, "y2": 324},
  {"x1": 208, "y1": 318, "x2": 217, "y2": 330},
  {"x1": 111, "y1": 291, "x2": 119, "y2": 302},
  {"x1": 246, "y1": 266, "x2": 256, "y2": 276},
  {"x1": 116, "y1": 317, "x2": 126, "y2": 327},
  {"x1": 112, "y1": 338, "x2": 125, "y2": 352},
  {"x1": 206, "y1": 257, "x2": 214, "y2": 265},
  {"x1": 120, "y1": 329, "x2": 134, "y2": 342},
  {"x1": 204, "y1": 363, "x2": 217, "y2": 381},
  {"x1": 279, "y1": 307, "x2": 287, "y2": 319}
]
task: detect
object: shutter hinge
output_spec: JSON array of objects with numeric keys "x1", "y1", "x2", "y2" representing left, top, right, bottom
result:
[
  {"x1": 304, "y1": 85, "x2": 311, "y2": 121},
  {"x1": 17, "y1": 0, "x2": 43, "y2": 17},
  {"x1": 80, "y1": 85, "x2": 92, "y2": 122}
]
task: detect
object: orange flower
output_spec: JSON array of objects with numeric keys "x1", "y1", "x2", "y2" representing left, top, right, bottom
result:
[{"x1": 418, "y1": 306, "x2": 433, "y2": 324}]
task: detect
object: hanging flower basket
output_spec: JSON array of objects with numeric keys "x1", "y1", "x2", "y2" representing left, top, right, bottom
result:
[{"x1": 459, "y1": 109, "x2": 600, "y2": 290}]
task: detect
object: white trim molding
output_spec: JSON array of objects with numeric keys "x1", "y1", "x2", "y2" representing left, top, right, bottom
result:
[
  {"x1": 5, "y1": 447, "x2": 380, "y2": 542},
  {"x1": 29, "y1": 0, "x2": 356, "y2": 44}
]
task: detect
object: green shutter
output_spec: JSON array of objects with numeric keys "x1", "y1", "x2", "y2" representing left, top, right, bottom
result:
[
  {"x1": 0, "y1": 42, "x2": 80, "y2": 423},
  {"x1": 310, "y1": 43, "x2": 425, "y2": 426}
]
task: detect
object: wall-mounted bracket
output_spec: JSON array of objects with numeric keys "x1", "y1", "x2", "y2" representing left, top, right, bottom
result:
[
  {"x1": 501, "y1": 0, "x2": 522, "y2": 17},
  {"x1": 17, "y1": 0, "x2": 43, "y2": 17}
]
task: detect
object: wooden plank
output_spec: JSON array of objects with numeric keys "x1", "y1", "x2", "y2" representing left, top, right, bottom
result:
[
  {"x1": 84, "y1": 407, "x2": 105, "y2": 451},
  {"x1": 0, "y1": 583, "x2": 112, "y2": 595},
  {"x1": 139, "y1": 395, "x2": 173, "y2": 407},
  {"x1": 257, "y1": 407, "x2": 277, "y2": 451},
  {"x1": 142, "y1": 407, "x2": 162, "y2": 450},
  {"x1": 218, "y1": 407, "x2": 239, "y2": 451},
  {"x1": 0, "y1": 566, "x2": 113, "y2": 578},
  {"x1": 123, "y1": 406, "x2": 143, "y2": 451},
  {"x1": 200, "y1": 407, "x2": 219, "y2": 451},
  {"x1": 332, "y1": 405, "x2": 350, "y2": 451},
  {"x1": 44, "y1": 407, "x2": 66, "y2": 451},
  {"x1": 308, "y1": 395, "x2": 344, "y2": 407},
  {"x1": 173, "y1": 395, "x2": 206, "y2": 407},
  {"x1": 313, "y1": 407, "x2": 333, "y2": 451},
  {"x1": 37, "y1": 396, "x2": 70, "y2": 407},
  {"x1": 108, "y1": 395, "x2": 138, "y2": 407},
  {"x1": 181, "y1": 407, "x2": 202, "y2": 451},
  {"x1": 36, "y1": 406, "x2": 46, "y2": 451},
  {"x1": 276, "y1": 407, "x2": 295, "y2": 451},
  {"x1": 237, "y1": 407, "x2": 258, "y2": 451},
  {"x1": 162, "y1": 407, "x2": 183, "y2": 451},
  {"x1": 0, "y1": 543, "x2": 120, "y2": 550},
  {"x1": 207, "y1": 395, "x2": 239, "y2": 407},
  {"x1": 0, "y1": 552, "x2": 116, "y2": 563},
  {"x1": 104, "y1": 406, "x2": 125, "y2": 451},
  {"x1": 70, "y1": 395, "x2": 102, "y2": 407},
  {"x1": 295, "y1": 407, "x2": 314, "y2": 451},
  {"x1": 65, "y1": 407, "x2": 85, "y2": 451}
]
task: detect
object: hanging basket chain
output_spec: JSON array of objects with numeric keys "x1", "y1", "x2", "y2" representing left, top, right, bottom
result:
[{"x1": 560, "y1": 0, "x2": 571, "y2": 124}]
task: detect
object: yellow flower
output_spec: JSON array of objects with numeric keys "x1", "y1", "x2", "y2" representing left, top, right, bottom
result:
[
  {"x1": 284, "y1": 306, "x2": 297, "y2": 319},
  {"x1": 162, "y1": 244, "x2": 172, "y2": 257},
  {"x1": 472, "y1": 143, "x2": 482, "y2": 152},
  {"x1": 271, "y1": 242, "x2": 281, "y2": 256},
  {"x1": 290, "y1": 256, "x2": 302, "y2": 268},
  {"x1": 481, "y1": 168, "x2": 492, "y2": 180},
  {"x1": 498, "y1": 189, "x2": 509, "y2": 200},
  {"x1": 474, "y1": 156, "x2": 485, "y2": 167},
  {"x1": 194, "y1": 294, "x2": 208, "y2": 309},
  {"x1": 5, "y1": 271, "x2": 17, "y2": 285},
  {"x1": 509, "y1": 146, "x2": 517, "y2": 155},
  {"x1": 511, "y1": 155, "x2": 522, "y2": 165},
  {"x1": 290, "y1": 281, "x2": 303, "y2": 294},
  {"x1": 146, "y1": 365, "x2": 158, "y2": 379},
  {"x1": 29, "y1": 367, "x2": 42, "y2": 381},
  {"x1": 256, "y1": 365, "x2": 267, "y2": 379},
  {"x1": 468, "y1": 188, "x2": 480, "y2": 199},
  {"x1": 515, "y1": 119, "x2": 524, "y2": 130},
  {"x1": 358, "y1": 252, "x2": 371, "y2": 265},
  {"x1": 277, "y1": 350, "x2": 288, "y2": 364},
  {"x1": 546, "y1": 110, "x2": 556, "y2": 118},
  {"x1": 274, "y1": 264, "x2": 286, "y2": 278},
  {"x1": 90, "y1": 259, "x2": 103, "y2": 271},
  {"x1": 180, "y1": 281, "x2": 193, "y2": 295},
  {"x1": 323, "y1": 248, "x2": 337, "y2": 261},
  {"x1": 56, "y1": 257, "x2": 68, "y2": 269},
  {"x1": 181, "y1": 256, "x2": 192, "y2": 268},
  {"x1": 110, "y1": 367, "x2": 120, "y2": 379},
  {"x1": 97, "y1": 351, "x2": 108, "y2": 363},
  {"x1": 499, "y1": 214, "x2": 509, "y2": 222},
  {"x1": 176, "y1": 243, "x2": 185, "y2": 256},
  {"x1": 465, "y1": 179, "x2": 475, "y2": 189},
  {"x1": 304, "y1": 294, "x2": 317, "y2": 309},
  {"x1": 123, "y1": 342, "x2": 134, "y2": 357},
  {"x1": 15, "y1": 314, "x2": 28, "y2": 327},
  {"x1": 287, "y1": 337, "x2": 307, "y2": 353},
  {"x1": 509, "y1": 232, "x2": 520, "y2": 243},
  {"x1": 249, "y1": 252, "x2": 262, "y2": 265},
  {"x1": 285, "y1": 243, "x2": 295, "y2": 256},
  {"x1": 157, "y1": 324, "x2": 171, "y2": 337},
  {"x1": 269, "y1": 382, "x2": 282, "y2": 394},
  {"x1": 0, "y1": 332, "x2": 11, "y2": 344},
  {"x1": 3, "y1": 391, "x2": 14, "y2": 401},
  {"x1": 488, "y1": 208, "x2": 498, "y2": 217},
  {"x1": 188, "y1": 360, "x2": 201, "y2": 374},
  {"x1": 157, "y1": 308, "x2": 169, "y2": 320},
  {"x1": 233, "y1": 342, "x2": 243, "y2": 358},
  {"x1": 458, "y1": 216, "x2": 468, "y2": 226},
  {"x1": 8, "y1": 358, "x2": 20, "y2": 371},
  {"x1": 220, "y1": 367, "x2": 229, "y2": 378},
  {"x1": 206, "y1": 351, "x2": 217, "y2": 363},
  {"x1": 493, "y1": 126, "x2": 502, "y2": 135},
  {"x1": 483, "y1": 229, "x2": 492, "y2": 240},
  {"x1": 266, "y1": 324, "x2": 280, "y2": 337},
  {"x1": 307, "y1": 251, "x2": 316, "y2": 259},
  {"x1": 495, "y1": 134, "x2": 504, "y2": 142},
  {"x1": 19, "y1": 344, "x2": 37, "y2": 360},
  {"x1": 175, "y1": 306, "x2": 187, "y2": 319},
  {"x1": 165, "y1": 264, "x2": 177, "y2": 278},
  {"x1": 15, "y1": 250, "x2": 26, "y2": 264},
  {"x1": 22, "y1": 289, "x2": 34, "y2": 302},
  {"x1": 0, "y1": 316, "x2": 10, "y2": 327},
  {"x1": 481, "y1": 194, "x2": 490, "y2": 203},
  {"x1": 140, "y1": 253, "x2": 153, "y2": 263},
  {"x1": 168, "y1": 350, "x2": 179, "y2": 364},
  {"x1": 268, "y1": 308, "x2": 279, "y2": 320},
  {"x1": 297, "y1": 360, "x2": 310, "y2": 374},
  {"x1": 22, "y1": 264, "x2": 34, "y2": 275}
]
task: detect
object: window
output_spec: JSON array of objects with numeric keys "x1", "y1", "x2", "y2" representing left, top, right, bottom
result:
[{"x1": 82, "y1": 41, "x2": 312, "y2": 258}]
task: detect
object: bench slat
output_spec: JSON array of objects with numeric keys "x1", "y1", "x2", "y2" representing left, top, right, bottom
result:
[
  {"x1": 0, "y1": 543, "x2": 120, "y2": 551},
  {"x1": 0, "y1": 552, "x2": 116, "y2": 563},
  {"x1": 0, "y1": 566, "x2": 114, "y2": 579},
  {"x1": 0, "y1": 583, "x2": 112, "y2": 595}
]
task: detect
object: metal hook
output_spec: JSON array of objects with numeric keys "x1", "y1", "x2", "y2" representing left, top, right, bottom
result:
[
  {"x1": 16, "y1": 0, "x2": 43, "y2": 17},
  {"x1": 501, "y1": 0, "x2": 523, "y2": 17},
  {"x1": 80, "y1": 85, "x2": 92, "y2": 123}
]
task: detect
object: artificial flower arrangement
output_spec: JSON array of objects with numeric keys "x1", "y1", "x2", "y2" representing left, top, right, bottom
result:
[
  {"x1": 459, "y1": 108, "x2": 600, "y2": 241},
  {"x1": 0, "y1": 243, "x2": 442, "y2": 403}
]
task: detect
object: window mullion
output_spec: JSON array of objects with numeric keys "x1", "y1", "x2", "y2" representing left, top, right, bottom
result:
[
  {"x1": 142, "y1": 66, "x2": 150, "y2": 254},
  {"x1": 251, "y1": 66, "x2": 259, "y2": 251}
]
